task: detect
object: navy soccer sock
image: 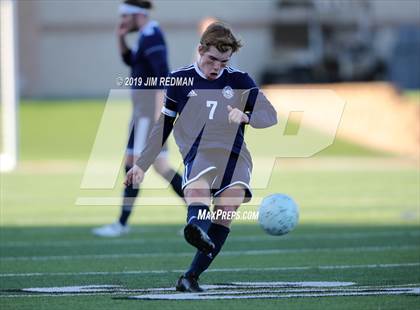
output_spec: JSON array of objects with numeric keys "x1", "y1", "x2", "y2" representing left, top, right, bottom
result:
[
  {"x1": 185, "y1": 223, "x2": 230, "y2": 278},
  {"x1": 162, "y1": 169, "x2": 184, "y2": 198},
  {"x1": 119, "y1": 165, "x2": 140, "y2": 226},
  {"x1": 186, "y1": 203, "x2": 211, "y2": 231}
]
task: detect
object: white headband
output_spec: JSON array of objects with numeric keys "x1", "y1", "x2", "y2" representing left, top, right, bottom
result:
[{"x1": 119, "y1": 3, "x2": 149, "y2": 15}]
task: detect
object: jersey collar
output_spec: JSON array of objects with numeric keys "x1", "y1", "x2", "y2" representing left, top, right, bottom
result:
[
  {"x1": 194, "y1": 62, "x2": 224, "y2": 80},
  {"x1": 139, "y1": 20, "x2": 158, "y2": 37}
]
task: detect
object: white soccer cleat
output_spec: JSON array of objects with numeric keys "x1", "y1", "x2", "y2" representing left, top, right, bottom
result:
[{"x1": 91, "y1": 222, "x2": 130, "y2": 237}]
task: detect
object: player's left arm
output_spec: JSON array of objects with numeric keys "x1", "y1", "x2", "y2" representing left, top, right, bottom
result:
[{"x1": 242, "y1": 77, "x2": 278, "y2": 128}]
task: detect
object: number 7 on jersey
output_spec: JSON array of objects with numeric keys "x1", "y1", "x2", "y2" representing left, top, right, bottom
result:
[{"x1": 206, "y1": 100, "x2": 218, "y2": 120}]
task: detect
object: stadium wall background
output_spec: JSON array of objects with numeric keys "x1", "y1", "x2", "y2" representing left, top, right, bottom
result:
[{"x1": 15, "y1": 0, "x2": 420, "y2": 99}]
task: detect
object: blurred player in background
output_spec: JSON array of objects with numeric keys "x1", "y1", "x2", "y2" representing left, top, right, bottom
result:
[
  {"x1": 125, "y1": 22, "x2": 278, "y2": 291},
  {"x1": 93, "y1": 0, "x2": 184, "y2": 237}
]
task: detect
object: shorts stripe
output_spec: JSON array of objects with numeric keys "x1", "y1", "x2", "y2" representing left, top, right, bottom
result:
[
  {"x1": 182, "y1": 166, "x2": 216, "y2": 189},
  {"x1": 161, "y1": 107, "x2": 177, "y2": 117},
  {"x1": 213, "y1": 181, "x2": 252, "y2": 198},
  {"x1": 182, "y1": 163, "x2": 188, "y2": 187}
]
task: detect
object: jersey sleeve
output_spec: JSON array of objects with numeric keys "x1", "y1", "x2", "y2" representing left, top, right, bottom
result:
[
  {"x1": 144, "y1": 33, "x2": 169, "y2": 79},
  {"x1": 135, "y1": 113, "x2": 175, "y2": 172},
  {"x1": 161, "y1": 77, "x2": 179, "y2": 118},
  {"x1": 241, "y1": 74, "x2": 278, "y2": 128},
  {"x1": 121, "y1": 49, "x2": 133, "y2": 67},
  {"x1": 124, "y1": 35, "x2": 143, "y2": 67},
  {"x1": 145, "y1": 47, "x2": 169, "y2": 79}
]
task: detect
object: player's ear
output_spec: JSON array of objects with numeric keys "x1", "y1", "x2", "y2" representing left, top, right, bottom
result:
[{"x1": 198, "y1": 44, "x2": 206, "y2": 57}]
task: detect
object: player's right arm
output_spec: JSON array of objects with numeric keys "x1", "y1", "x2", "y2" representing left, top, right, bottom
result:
[
  {"x1": 125, "y1": 87, "x2": 179, "y2": 186},
  {"x1": 124, "y1": 112, "x2": 176, "y2": 186},
  {"x1": 117, "y1": 22, "x2": 132, "y2": 66}
]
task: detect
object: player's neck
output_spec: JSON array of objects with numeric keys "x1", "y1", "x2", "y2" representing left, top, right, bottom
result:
[
  {"x1": 195, "y1": 62, "x2": 223, "y2": 81},
  {"x1": 138, "y1": 18, "x2": 151, "y2": 32}
]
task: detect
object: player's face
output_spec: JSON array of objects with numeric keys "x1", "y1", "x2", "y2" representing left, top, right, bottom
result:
[
  {"x1": 120, "y1": 14, "x2": 138, "y2": 32},
  {"x1": 134, "y1": 13, "x2": 148, "y2": 29},
  {"x1": 198, "y1": 46, "x2": 232, "y2": 80}
]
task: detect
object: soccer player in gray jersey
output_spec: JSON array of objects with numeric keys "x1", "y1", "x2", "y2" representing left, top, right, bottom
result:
[
  {"x1": 92, "y1": 0, "x2": 184, "y2": 237},
  {"x1": 125, "y1": 22, "x2": 278, "y2": 291}
]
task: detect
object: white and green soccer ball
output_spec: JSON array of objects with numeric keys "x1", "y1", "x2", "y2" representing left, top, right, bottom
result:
[{"x1": 258, "y1": 193, "x2": 299, "y2": 236}]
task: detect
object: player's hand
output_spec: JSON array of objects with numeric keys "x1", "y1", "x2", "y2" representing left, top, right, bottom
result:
[
  {"x1": 227, "y1": 105, "x2": 249, "y2": 124},
  {"x1": 117, "y1": 22, "x2": 129, "y2": 37},
  {"x1": 124, "y1": 165, "x2": 145, "y2": 187}
]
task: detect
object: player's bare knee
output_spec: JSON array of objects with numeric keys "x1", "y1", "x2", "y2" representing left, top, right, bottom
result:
[
  {"x1": 215, "y1": 186, "x2": 245, "y2": 207},
  {"x1": 184, "y1": 180, "x2": 211, "y2": 205},
  {"x1": 184, "y1": 188, "x2": 209, "y2": 204}
]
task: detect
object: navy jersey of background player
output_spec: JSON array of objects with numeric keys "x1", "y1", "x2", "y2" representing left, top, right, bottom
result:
[
  {"x1": 162, "y1": 63, "x2": 277, "y2": 164},
  {"x1": 122, "y1": 20, "x2": 168, "y2": 89}
]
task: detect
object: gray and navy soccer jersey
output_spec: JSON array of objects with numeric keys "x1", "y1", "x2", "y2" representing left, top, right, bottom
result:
[
  {"x1": 163, "y1": 63, "x2": 277, "y2": 164},
  {"x1": 136, "y1": 62, "x2": 278, "y2": 171},
  {"x1": 122, "y1": 20, "x2": 169, "y2": 89}
]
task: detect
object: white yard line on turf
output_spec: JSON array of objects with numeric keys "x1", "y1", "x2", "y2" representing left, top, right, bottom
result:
[
  {"x1": 0, "y1": 262, "x2": 419, "y2": 278},
  {"x1": 1, "y1": 284, "x2": 420, "y2": 299},
  {"x1": 1, "y1": 245, "x2": 418, "y2": 262},
  {"x1": 21, "y1": 282, "x2": 356, "y2": 293},
  {"x1": 2, "y1": 230, "x2": 420, "y2": 248},
  {"x1": 129, "y1": 289, "x2": 420, "y2": 300}
]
